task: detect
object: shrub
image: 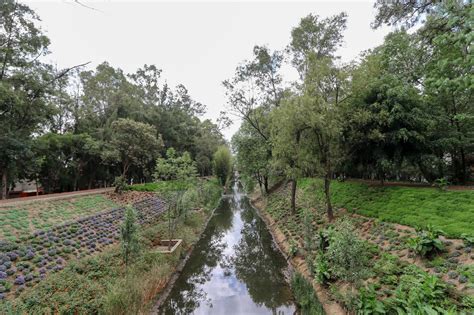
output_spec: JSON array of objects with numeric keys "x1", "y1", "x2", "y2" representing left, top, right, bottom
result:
[
  {"x1": 407, "y1": 225, "x2": 444, "y2": 257},
  {"x1": 113, "y1": 176, "x2": 128, "y2": 194},
  {"x1": 120, "y1": 206, "x2": 140, "y2": 266},
  {"x1": 291, "y1": 273, "x2": 325, "y2": 315},
  {"x1": 313, "y1": 254, "x2": 330, "y2": 285},
  {"x1": 325, "y1": 220, "x2": 371, "y2": 283},
  {"x1": 433, "y1": 178, "x2": 449, "y2": 191}
]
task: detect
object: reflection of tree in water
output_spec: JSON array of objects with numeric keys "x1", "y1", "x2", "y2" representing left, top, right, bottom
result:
[
  {"x1": 161, "y1": 197, "x2": 235, "y2": 314},
  {"x1": 232, "y1": 197, "x2": 294, "y2": 310}
]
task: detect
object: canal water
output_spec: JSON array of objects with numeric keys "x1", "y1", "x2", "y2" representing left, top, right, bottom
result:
[{"x1": 160, "y1": 181, "x2": 297, "y2": 314}]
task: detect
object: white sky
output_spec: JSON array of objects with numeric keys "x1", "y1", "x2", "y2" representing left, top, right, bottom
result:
[{"x1": 23, "y1": 0, "x2": 391, "y2": 140}]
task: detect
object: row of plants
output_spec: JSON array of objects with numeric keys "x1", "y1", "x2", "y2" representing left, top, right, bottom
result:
[
  {"x1": 263, "y1": 182, "x2": 473, "y2": 314},
  {"x1": 0, "y1": 195, "x2": 118, "y2": 241},
  {"x1": 0, "y1": 196, "x2": 167, "y2": 301},
  {"x1": 0, "y1": 179, "x2": 223, "y2": 313}
]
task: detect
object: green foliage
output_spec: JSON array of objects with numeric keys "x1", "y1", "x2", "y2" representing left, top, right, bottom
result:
[
  {"x1": 113, "y1": 176, "x2": 128, "y2": 194},
  {"x1": 288, "y1": 239, "x2": 298, "y2": 257},
  {"x1": 213, "y1": 146, "x2": 232, "y2": 186},
  {"x1": 324, "y1": 220, "x2": 371, "y2": 283},
  {"x1": 120, "y1": 206, "x2": 140, "y2": 266},
  {"x1": 291, "y1": 273, "x2": 325, "y2": 315},
  {"x1": 357, "y1": 285, "x2": 386, "y2": 315},
  {"x1": 154, "y1": 148, "x2": 198, "y2": 181},
  {"x1": 304, "y1": 179, "x2": 474, "y2": 238},
  {"x1": 106, "y1": 118, "x2": 163, "y2": 178},
  {"x1": 433, "y1": 178, "x2": 449, "y2": 191},
  {"x1": 384, "y1": 267, "x2": 457, "y2": 314},
  {"x1": 313, "y1": 254, "x2": 330, "y2": 285},
  {"x1": 407, "y1": 225, "x2": 444, "y2": 257}
]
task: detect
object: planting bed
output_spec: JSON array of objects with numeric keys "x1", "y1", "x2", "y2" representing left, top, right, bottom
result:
[
  {"x1": 261, "y1": 181, "x2": 474, "y2": 313},
  {"x1": 0, "y1": 195, "x2": 118, "y2": 241},
  {"x1": 0, "y1": 196, "x2": 167, "y2": 301}
]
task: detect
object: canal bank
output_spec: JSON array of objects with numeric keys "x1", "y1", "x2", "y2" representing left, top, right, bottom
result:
[
  {"x1": 250, "y1": 192, "x2": 346, "y2": 315},
  {"x1": 155, "y1": 181, "x2": 297, "y2": 314}
]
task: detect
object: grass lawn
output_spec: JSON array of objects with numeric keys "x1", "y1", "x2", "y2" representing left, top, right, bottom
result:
[
  {"x1": 0, "y1": 195, "x2": 119, "y2": 241},
  {"x1": 299, "y1": 178, "x2": 474, "y2": 238}
]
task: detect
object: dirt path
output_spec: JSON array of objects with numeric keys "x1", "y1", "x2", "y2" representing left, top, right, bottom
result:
[{"x1": 0, "y1": 188, "x2": 114, "y2": 207}]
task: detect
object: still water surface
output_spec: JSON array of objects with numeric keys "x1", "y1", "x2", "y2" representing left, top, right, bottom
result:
[{"x1": 160, "y1": 181, "x2": 297, "y2": 314}]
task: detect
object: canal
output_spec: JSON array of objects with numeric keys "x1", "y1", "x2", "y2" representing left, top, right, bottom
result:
[{"x1": 160, "y1": 181, "x2": 297, "y2": 314}]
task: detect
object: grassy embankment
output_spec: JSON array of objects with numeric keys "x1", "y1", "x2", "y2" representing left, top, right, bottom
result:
[
  {"x1": 261, "y1": 178, "x2": 473, "y2": 314},
  {"x1": 0, "y1": 178, "x2": 222, "y2": 314},
  {"x1": 303, "y1": 178, "x2": 474, "y2": 238}
]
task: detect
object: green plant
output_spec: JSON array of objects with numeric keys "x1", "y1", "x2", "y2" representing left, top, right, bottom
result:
[
  {"x1": 407, "y1": 225, "x2": 444, "y2": 257},
  {"x1": 325, "y1": 220, "x2": 371, "y2": 282},
  {"x1": 303, "y1": 209, "x2": 315, "y2": 251},
  {"x1": 289, "y1": 239, "x2": 298, "y2": 257},
  {"x1": 120, "y1": 206, "x2": 140, "y2": 266},
  {"x1": 384, "y1": 268, "x2": 459, "y2": 313},
  {"x1": 433, "y1": 178, "x2": 449, "y2": 191},
  {"x1": 460, "y1": 233, "x2": 474, "y2": 247},
  {"x1": 313, "y1": 253, "x2": 330, "y2": 285},
  {"x1": 357, "y1": 285, "x2": 386, "y2": 314},
  {"x1": 114, "y1": 176, "x2": 128, "y2": 194},
  {"x1": 291, "y1": 273, "x2": 325, "y2": 315}
]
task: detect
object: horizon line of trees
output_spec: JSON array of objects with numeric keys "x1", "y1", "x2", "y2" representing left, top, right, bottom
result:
[
  {"x1": 0, "y1": 0, "x2": 227, "y2": 199},
  {"x1": 229, "y1": 0, "x2": 473, "y2": 219}
]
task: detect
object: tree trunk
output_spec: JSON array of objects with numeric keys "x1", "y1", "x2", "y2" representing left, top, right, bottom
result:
[
  {"x1": 1, "y1": 171, "x2": 7, "y2": 200},
  {"x1": 459, "y1": 147, "x2": 467, "y2": 184},
  {"x1": 290, "y1": 179, "x2": 297, "y2": 215},
  {"x1": 263, "y1": 175, "x2": 269, "y2": 195},
  {"x1": 324, "y1": 174, "x2": 334, "y2": 222}
]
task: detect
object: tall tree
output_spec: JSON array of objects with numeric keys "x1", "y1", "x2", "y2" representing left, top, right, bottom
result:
[
  {"x1": 0, "y1": 0, "x2": 53, "y2": 199},
  {"x1": 104, "y1": 118, "x2": 163, "y2": 180}
]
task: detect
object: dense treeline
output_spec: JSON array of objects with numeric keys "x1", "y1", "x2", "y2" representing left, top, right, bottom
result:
[
  {"x1": 230, "y1": 1, "x2": 473, "y2": 217},
  {"x1": 0, "y1": 1, "x2": 225, "y2": 198}
]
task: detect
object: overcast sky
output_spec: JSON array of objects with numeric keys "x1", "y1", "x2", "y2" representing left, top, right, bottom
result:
[{"x1": 24, "y1": 0, "x2": 391, "y2": 140}]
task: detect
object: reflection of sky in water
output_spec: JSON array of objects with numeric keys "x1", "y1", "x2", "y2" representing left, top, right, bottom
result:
[{"x1": 161, "y1": 181, "x2": 296, "y2": 315}]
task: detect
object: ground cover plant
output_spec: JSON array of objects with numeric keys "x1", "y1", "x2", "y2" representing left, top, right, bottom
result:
[
  {"x1": 0, "y1": 179, "x2": 222, "y2": 312},
  {"x1": 0, "y1": 195, "x2": 119, "y2": 241},
  {"x1": 301, "y1": 179, "x2": 474, "y2": 238},
  {"x1": 261, "y1": 180, "x2": 474, "y2": 314}
]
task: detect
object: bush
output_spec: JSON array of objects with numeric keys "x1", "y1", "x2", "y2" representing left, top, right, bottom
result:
[
  {"x1": 433, "y1": 178, "x2": 449, "y2": 191},
  {"x1": 313, "y1": 254, "x2": 330, "y2": 285},
  {"x1": 113, "y1": 176, "x2": 128, "y2": 194},
  {"x1": 291, "y1": 273, "x2": 325, "y2": 315},
  {"x1": 120, "y1": 206, "x2": 140, "y2": 266},
  {"x1": 324, "y1": 220, "x2": 371, "y2": 283},
  {"x1": 407, "y1": 225, "x2": 444, "y2": 257}
]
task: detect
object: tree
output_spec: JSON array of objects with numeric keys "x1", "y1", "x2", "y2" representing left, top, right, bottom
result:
[
  {"x1": 120, "y1": 206, "x2": 140, "y2": 267},
  {"x1": 154, "y1": 147, "x2": 198, "y2": 181},
  {"x1": 105, "y1": 118, "x2": 163, "y2": 180},
  {"x1": 232, "y1": 119, "x2": 271, "y2": 195},
  {"x1": 270, "y1": 96, "x2": 312, "y2": 214},
  {"x1": 213, "y1": 146, "x2": 232, "y2": 186},
  {"x1": 289, "y1": 12, "x2": 347, "y2": 78},
  {"x1": 223, "y1": 45, "x2": 283, "y2": 193},
  {"x1": 0, "y1": 0, "x2": 53, "y2": 199}
]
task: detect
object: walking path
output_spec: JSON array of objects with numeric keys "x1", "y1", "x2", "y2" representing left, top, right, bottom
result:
[{"x1": 0, "y1": 188, "x2": 114, "y2": 207}]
